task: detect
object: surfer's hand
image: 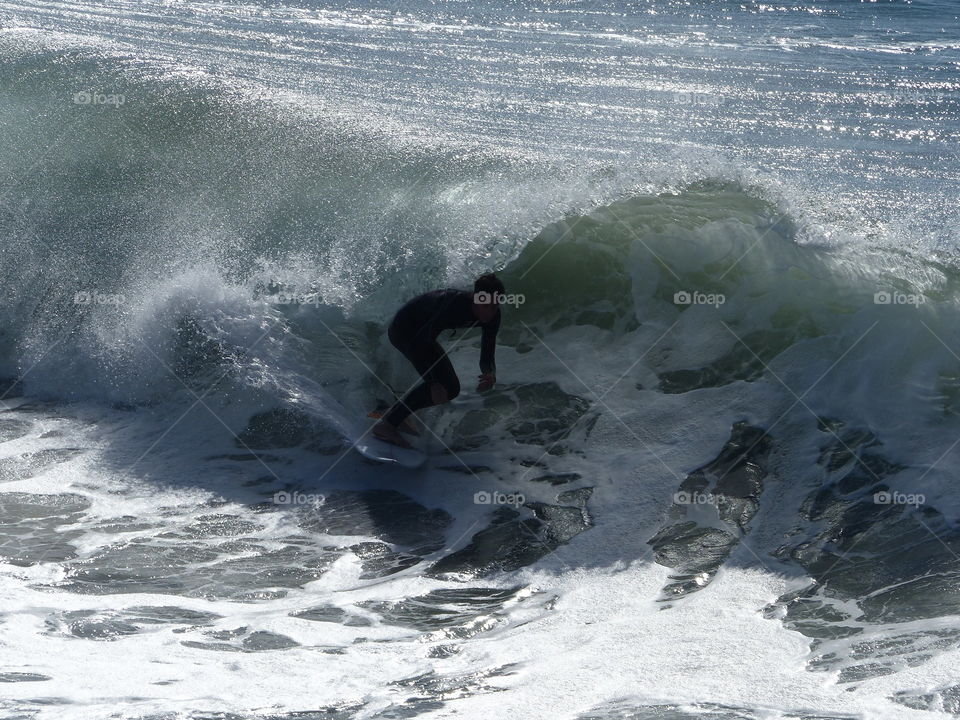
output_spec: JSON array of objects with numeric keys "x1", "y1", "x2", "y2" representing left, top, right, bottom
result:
[{"x1": 477, "y1": 373, "x2": 495, "y2": 392}]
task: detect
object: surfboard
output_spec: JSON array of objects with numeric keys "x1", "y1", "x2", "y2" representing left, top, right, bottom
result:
[
  {"x1": 353, "y1": 432, "x2": 426, "y2": 468},
  {"x1": 288, "y1": 389, "x2": 426, "y2": 468}
]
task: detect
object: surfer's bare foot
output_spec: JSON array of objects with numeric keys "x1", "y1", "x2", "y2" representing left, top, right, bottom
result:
[
  {"x1": 372, "y1": 420, "x2": 412, "y2": 449},
  {"x1": 399, "y1": 416, "x2": 421, "y2": 437}
]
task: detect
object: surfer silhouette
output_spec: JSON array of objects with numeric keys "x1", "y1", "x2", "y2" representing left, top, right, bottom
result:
[{"x1": 373, "y1": 273, "x2": 504, "y2": 448}]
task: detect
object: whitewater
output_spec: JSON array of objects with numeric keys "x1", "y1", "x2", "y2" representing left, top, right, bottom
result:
[{"x1": 1, "y1": 1, "x2": 959, "y2": 718}]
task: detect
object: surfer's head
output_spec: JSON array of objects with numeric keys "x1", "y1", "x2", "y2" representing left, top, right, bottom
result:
[{"x1": 472, "y1": 273, "x2": 505, "y2": 322}]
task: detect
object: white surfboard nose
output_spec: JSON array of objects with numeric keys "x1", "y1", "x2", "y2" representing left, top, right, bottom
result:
[{"x1": 354, "y1": 436, "x2": 427, "y2": 468}]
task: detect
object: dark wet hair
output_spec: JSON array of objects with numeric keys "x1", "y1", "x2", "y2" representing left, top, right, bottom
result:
[{"x1": 473, "y1": 273, "x2": 505, "y2": 297}]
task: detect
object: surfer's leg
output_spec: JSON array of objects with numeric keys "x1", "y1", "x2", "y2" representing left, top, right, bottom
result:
[
  {"x1": 383, "y1": 341, "x2": 459, "y2": 428},
  {"x1": 434, "y1": 352, "x2": 460, "y2": 401}
]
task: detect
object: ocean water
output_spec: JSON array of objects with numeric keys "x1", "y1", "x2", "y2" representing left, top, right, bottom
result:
[{"x1": 1, "y1": 1, "x2": 959, "y2": 718}]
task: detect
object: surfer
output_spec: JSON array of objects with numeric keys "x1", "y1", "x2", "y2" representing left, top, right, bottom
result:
[{"x1": 372, "y1": 273, "x2": 505, "y2": 448}]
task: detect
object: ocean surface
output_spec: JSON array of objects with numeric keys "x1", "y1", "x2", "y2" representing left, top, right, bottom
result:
[{"x1": 1, "y1": 1, "x2": 959, "y2": 718}]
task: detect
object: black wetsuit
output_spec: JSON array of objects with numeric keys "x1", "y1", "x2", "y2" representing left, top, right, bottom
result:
[{"x1": 384, "y1": 289, "x2": 500, "y2": 427}]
